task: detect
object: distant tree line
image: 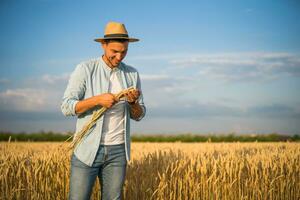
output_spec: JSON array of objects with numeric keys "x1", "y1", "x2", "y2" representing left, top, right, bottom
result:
[
  {"x1": 0, "y1": 131, "x2": 299, "y2": 142},
  {"x1": 0, "y1": 131, "x2": 71, "y2": 142},
  {"x1": 131, "y1": 133, "x2": 300, "y2": 142}
]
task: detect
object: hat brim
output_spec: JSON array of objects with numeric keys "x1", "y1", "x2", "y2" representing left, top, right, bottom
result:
[{"x1": 94, "y1": 37, "x2": 139, "y2": 43}]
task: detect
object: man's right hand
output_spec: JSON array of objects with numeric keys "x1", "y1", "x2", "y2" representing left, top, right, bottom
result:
[
  {"x1": 97, "y1": 93, "x2": 116, "y2": 108},
  {"x1": 75, "y1": 93, "x2": 116, "y2": 115}
]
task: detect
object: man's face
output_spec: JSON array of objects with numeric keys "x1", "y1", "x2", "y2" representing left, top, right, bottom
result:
[{"x1": 102, "y1": 41, "x2": 129, "y2": 68}]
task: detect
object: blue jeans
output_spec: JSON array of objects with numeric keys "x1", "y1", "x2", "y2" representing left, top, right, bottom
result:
[{"x1": 69, "y1": 143, "x2": 127, "y2": 200}]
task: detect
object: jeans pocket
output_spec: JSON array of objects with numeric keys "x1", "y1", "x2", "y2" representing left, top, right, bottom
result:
[{"x1": 71, "y1": 153, "x2": 90, "y2": 168}]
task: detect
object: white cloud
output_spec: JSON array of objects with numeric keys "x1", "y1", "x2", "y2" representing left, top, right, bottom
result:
[
  {"x1": 0, "y1": 67, "x2": 299, "y2": 134},
  {"x1": 140, "y1": 74, "x2": 170, "y2": 81},
  {"x1": 169, "y1": 52, "x2": 300, "y2": 82},
  {"x1": 41, "y1": 73, "x2": 69, "y2": 84},
  {"x1": 0, "y1": 73, "x2": 70, "y2": 112},
  {"x1": 140, "y1": 73, "x2": 198, "y2": 105},
  {"x1": 0, "y1": 88, "x2": 48, "y2": 111},
  {"x1": 133, "y1": 52, "x2": 300, "y2": 82}
]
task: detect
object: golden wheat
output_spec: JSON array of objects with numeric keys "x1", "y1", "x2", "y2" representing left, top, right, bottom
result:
[{"x1": 0, "y1": 142, "x2": 299, "y2": 200}]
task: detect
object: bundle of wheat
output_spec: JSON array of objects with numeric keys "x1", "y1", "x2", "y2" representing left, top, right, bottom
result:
[{"x1": 63, "y1": 86, "x2": 136, "y2": 151}]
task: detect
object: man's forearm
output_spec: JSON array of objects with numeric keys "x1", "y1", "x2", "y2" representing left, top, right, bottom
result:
[
  {"x1": 75, "y1": 96, "x2": 100, "y2": 115},
  {"x1": 129, "y1": 102, "x2": 143, "y2": 120}
]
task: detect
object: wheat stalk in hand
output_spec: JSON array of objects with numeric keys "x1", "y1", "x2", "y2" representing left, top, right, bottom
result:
[{"x1": 64, "y1": 87, "x2": 136, "y2": 151}]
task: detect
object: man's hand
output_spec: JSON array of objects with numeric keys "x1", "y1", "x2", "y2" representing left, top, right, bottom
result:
[
  {"x1": 97, "y1": 93, "x2": 116, "y2": 108},
  {"x1": 123, "y1": 89, "x2": 143, "y2": 120},
  {"x1": 75, "y1": 93, "x2": 116, "y2": 115},
  {"x1": 124, "y1": 89, "x2": 140, "y2": 104}
]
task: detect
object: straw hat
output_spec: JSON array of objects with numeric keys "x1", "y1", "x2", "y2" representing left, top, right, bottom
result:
[{"x1": 94, "y1": 21, "x2": 139, "y2": 43}]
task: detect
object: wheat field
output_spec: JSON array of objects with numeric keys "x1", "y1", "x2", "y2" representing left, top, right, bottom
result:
[{"x1": 0, "y1": 142, "x2": 299, "y2": 200}]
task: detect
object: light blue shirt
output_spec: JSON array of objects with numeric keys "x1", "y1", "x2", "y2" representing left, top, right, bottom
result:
[{"x1": 61, "y1": 57, "x2": 146, "y2": 166}]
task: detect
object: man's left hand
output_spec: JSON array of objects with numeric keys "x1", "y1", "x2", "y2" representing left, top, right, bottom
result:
[{"x1": 125, "y1": 89, "x2": 140, "y2": 104}]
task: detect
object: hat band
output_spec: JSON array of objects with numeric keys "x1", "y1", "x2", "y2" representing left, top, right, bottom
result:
[{"x1": 104, "y1": 33, "x2": 129, "y2": 38}]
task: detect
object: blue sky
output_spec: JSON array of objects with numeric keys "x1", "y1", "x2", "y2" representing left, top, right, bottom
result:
[{"x1": 0, "y1": 0, "x2": 300, "y2": 134}]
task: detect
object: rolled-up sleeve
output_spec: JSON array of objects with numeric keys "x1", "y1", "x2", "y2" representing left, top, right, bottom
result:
[
  {"x1": 133, "y1": 72, "x2": 146, "y2": 121},
  {"x1": 61, "y1": 64, "x2": 86, "y2": 116}
]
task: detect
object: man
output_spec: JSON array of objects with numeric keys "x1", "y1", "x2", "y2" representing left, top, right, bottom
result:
[{"x1": 61, "y1": 21, "x2": 146, "y2": 200}]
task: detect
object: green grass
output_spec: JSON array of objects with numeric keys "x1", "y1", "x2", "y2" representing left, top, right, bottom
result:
[
  {"x1": 131, "y1": 133, "x2": 300, "y2": 142},
  {"x1": 0, "y1": 131, "x2": 299, "y2": 142}
]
